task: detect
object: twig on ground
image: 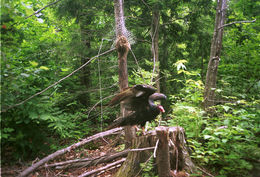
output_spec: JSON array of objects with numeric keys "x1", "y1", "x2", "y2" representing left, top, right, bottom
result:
[
  {"x1": 197, "y1": 166, "x2": 215, "y2": 177},
  {"x1": 78, "y1": 158, "x2": 126, "y2": 177}
]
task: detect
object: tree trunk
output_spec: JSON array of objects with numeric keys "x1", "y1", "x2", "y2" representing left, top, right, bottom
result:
[
  {"x1": 151, "y1": 8, "x2": 160, "y2": 92},
  {"x1": 160, "y1": 35, "x2": 170, "y2": 111},
  {"x1": 79, "y1": 40, "x2": 91, "y2": 107},
  {"x1": 204, "y1": 0, "x2": 227, "y2": 111},
  {"x1": 115, "y1": 127, "x2": 196, "y2": 177},
  {"x1": 114, "y1": 0, "x2": 136, "y2": 148}
]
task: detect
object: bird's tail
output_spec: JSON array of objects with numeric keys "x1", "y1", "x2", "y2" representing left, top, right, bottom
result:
[{"x1": 107, "y1": 117, "x2": 126, "y2": 129}]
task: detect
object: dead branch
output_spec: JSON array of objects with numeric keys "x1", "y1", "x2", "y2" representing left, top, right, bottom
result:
[
  {"x1": 219, "y1": 19, "x2": 256, "y2": 29},
  {"x1": 96, "y1": 164, "x2": 122, "y2": 176},
  {"x1": 18, "y1": 127, "x2": 123, "y2": 177},
  {"x1": 78, "y1": 158, "x2": 126, "y2": 177},
  {"x1": 197, "y1": 166, "x2": 215, "y2": 177},
  {"x1": 44, "y1": 149, "x2": 128, "y2": 170},
  {"x1": 43, "y1": 147, "x2": 154, "y2": 170}
]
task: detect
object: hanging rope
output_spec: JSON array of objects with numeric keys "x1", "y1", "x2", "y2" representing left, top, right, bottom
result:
[{"x1": 97, "y1": 39, "x2": 104, "y2": 131}]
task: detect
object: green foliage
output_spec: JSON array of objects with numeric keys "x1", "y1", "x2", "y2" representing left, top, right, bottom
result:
[
  {"x1": 219, "y1": 0, "x2": 260, "y2": 99},
  {"x1": 140, "y1": 156, "x2": 158, "y2": 177},
  {"x1": 1, "y1": 0, "x2": 95, "y2": 161},
  {"x1": 129, "y1": 59, "x2": 159, "y2": 86},
  {"x1": 168, "y1": 61, "x2": 260, "y2": 177}
]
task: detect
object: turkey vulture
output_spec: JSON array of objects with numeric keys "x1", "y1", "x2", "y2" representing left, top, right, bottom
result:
[{"x1": 108, "y1": 89, "x2": 167, "y2": 129}]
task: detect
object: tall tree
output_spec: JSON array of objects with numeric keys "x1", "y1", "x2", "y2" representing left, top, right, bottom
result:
[
  {"x1": 204, "y1": 0, "x2": 227, "y2": 111},
  {"x1": 114, "y1": 0, "x2": 136, "y2": 148}
]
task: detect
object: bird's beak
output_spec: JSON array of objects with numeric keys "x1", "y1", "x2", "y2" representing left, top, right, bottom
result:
[{"x1": 158, "y1": 105, "x2": 165, "y2": 113}]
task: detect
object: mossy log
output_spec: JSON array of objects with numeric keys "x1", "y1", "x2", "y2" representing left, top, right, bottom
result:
[{"x1": 115, "y1": 126, "x2": 196, "y2": 177}]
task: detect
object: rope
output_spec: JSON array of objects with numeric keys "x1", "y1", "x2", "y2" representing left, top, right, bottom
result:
[{"x1": 97, "y1": 39, "x2": 104, "y2": 131}]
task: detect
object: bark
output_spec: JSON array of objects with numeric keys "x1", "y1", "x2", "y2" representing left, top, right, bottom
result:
[
  {"x1": 18, "y1": 127, "x2": 123, "y2": 177},
  {"x1": 151, "y1": 8, "x2": 160, "y2": 92},
  {"x1": 114, "y1": 0, "x2": 136, "y2": 148},
  {"x1": 204, "y1": 0, "x2": 227, "y2": 111},
  {"x1": 115, "y1": 126, "x2": 196, "y2": 177}
]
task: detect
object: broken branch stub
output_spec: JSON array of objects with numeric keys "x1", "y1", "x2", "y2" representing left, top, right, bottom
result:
[
  {"x1": 156, "y1": 126, "x2": 171, "y2": 177},
  {"x1": 115, "y1": 35, "x2": 131, "y2": 54}
]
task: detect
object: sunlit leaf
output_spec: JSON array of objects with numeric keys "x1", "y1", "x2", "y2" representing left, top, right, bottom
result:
[
  {"x1": 29, "y1": 61, "x2": 39, "y2": 67},
  {"x1": 39, "y1": 66, "x2": 49, "y2": 70}
]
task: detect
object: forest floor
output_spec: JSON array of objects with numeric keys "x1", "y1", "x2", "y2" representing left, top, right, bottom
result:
[{"x1": 1, "y1": 137, "x2": 124, "y2": 177}]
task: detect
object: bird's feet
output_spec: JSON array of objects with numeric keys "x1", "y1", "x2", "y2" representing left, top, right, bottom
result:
[{"x1": 135, "y1": 126, "x2": 146, "y2": 136}]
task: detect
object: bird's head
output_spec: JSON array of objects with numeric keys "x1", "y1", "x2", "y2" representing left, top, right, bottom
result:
[
  {"x1": 157, "y1": 105, "x2": 165, "y2": 113},
  {"x1": 149, "y1": 93, "x2": 167, "y2": 113},
  {"x1": 149, "y1": 93, "x2": 167, "y2": 102}
]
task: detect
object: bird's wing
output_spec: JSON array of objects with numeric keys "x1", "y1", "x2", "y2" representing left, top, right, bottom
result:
[
  {"x1": 108, "y1": 85, "x2": 156, "y2": 107},
  {"x1": 133, "y1": 85, "x2": 156, "y2": 97},
  {"x1": 107, "y1": 111, "x2": 137, "y2": 129},
  {"x1": 108, "y1": 87, "x2": 134, "y2": 106}
]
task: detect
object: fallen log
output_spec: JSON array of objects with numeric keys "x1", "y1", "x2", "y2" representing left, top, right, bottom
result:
[
  {"x1": 115, "y1": 126, "x2": 196, "y2": 177},
  {"x1": 18, "y1": 127, "x2": 123, "y2": 177},
  {"x1": 78, "y1": 158, "x2": 126, "y2": 177}
]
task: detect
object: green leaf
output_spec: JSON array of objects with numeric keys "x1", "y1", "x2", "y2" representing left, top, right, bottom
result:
[
  {"x1": 29, "y1": 61, "x2": 39, "y2": 67},
  {"x1": 222, "y1": 106, "x2": 231, "y2": 112},
  {"x1": 222, "y1": 139, "x2": 228, "y2": 143},
  {"x1": 21, "y1": 73, "x2": 30, "y2": 77},
  {"x1": 39, "y1": 66, "x2": 49, "y2": 70},
  {"x1": 204, "y1": 135, "x2": 213, "y2": 139}
]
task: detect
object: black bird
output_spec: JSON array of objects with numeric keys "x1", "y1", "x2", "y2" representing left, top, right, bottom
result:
[
  {"x1": 108, "y1": 84, "x2": 157, "y2": 111},
  {"x1": 108, "y1": 92, "x2": 167, "y2": 129}
]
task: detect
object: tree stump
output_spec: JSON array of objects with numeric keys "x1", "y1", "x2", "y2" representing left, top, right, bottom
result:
[
  {"x1": 115, "y1": 126, "x2": 196, "y2": 177},
  {"x1": 156, "y1": 126, "x2": 171, "y2": 177}
]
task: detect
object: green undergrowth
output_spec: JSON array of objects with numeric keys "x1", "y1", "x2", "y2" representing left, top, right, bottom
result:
[{"x1": 166, "y1": 75, "x2": 260, "y2": 177}]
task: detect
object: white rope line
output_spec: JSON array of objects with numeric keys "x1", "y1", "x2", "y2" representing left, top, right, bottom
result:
[
  {"x1": 150, "y1": 12, "x2": 160, "y2": 84},
  {"x1": 153, "y1": 139, "x2": 159, "y2": 158},
  {"x1": 129, "y1": 48, "x2": 145, "y2": 82},
  {"x1": 97, "y1": 39, "x2": 104, "y2": 131}
]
